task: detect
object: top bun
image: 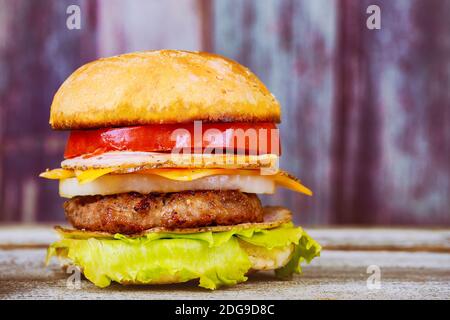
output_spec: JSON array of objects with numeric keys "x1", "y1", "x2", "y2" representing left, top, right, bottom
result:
[{"x1": 50, "y1": 50, "x2": 281, "y2": 129}]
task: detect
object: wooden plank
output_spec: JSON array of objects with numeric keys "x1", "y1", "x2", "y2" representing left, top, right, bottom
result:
[
  {"x1": 97, "y1": 0, "x2": 203, "y2": 57},
  {"x1": 332, "y1": 0, "x2": 450, "y2": 225},
  {"x1": 0, "y1": 0, "x2": 97, "y2": 223},
  {"x1": 0, "y1": 225, "x2": 56, "y2": 248},
  {"x1": 309, "y1": 228, "x2": 450, "y2": 252},
  {"x1": 0, "y1": 0, "x2": 449, "y2": 227},
  {"x1": 1, "y1": 227, "x2": 449, "y2": 299},
  {"x1": 1, "y1": 248, "x2": 449, "y2": 299},
  {"x1": 0, "y1": 225, "x2": 449, "y2": 252},
  {"x1": 212, "y1": 0, "x2": 450, "y2": 226}
]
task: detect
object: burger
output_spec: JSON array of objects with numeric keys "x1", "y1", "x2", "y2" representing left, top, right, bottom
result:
[{"x1": 41, "y1": 50, "x2": 320, "y2": 289}]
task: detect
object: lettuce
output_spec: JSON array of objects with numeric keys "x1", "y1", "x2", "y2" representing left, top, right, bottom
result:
[
  {"x1": 275, "y1": 229, "x2": 321, "y2": 278},
  {"x1": 47, "y1": 224, "x2": 320, "y2": 289}
]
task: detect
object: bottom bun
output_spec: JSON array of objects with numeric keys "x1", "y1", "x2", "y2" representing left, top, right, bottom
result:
[{"x1": 238, "y1": 241, "x2": 295, "y2": 271}]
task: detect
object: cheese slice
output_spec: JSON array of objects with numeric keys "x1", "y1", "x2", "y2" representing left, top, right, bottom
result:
[
  {"x1": 41, "y1": 168, "x2": 257, "y2": 183},
  {"x1": 138, "y1": 168, "x2": 262, "y2": 181},
  {"x1": 41, "y1": 168, "x2": 312, "y2": 195},
  {"x1": 39, "y1": 168, "x2": 74, "y2": 180},
  {"x1": 274, "y1": 172, "x2": 313, "y2": 196},
  {"x1": 74, "y1": 167, "x2": 117, "y2": 184},
  {"x1": 40, "y1": 167, "x2": 117, "y2": 184},
  {"x1": 40, "y1": 168, "x2": 262, "y2": 183}
]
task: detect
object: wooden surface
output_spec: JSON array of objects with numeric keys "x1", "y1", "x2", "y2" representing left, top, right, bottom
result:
[
  {"x1": 1, "y1": 0, "x2": 449, "y2": 226},
  {"x1": 0, "y1": 225, "x2": 449, "y2": 300}
]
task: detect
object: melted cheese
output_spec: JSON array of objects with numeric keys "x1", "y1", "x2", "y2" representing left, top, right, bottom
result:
[
  {"x1": 74, "y1": 167, "x2": 117, "y2": 184},
  {"x1": 273, "y1": 172, "x2": 313, "y2": 196},
  {"x1": 138, "y1": 168, "x2": 262, "y2": 181},
  {"x1": 41, "y1": 168, "x2": 312, "y2": 195},
  {"x1": 39, "y1": 168, "x2": 74, "y2": 180}
]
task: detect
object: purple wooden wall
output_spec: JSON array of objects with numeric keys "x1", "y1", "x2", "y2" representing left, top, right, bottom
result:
[
  {"x1": 0, "y1": 0, "x2": 98, "y2": 222},
  {"x1": 0, "y1": 0, "x2": 449, "y2": 225}
]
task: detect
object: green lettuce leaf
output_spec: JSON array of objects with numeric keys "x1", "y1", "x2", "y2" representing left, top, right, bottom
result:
[
  {"x1": 275, "y1": 230, "x2": 321, "y2": 278},
  {"x1": 47, "y1": 224, "x2": 320, "y2": 289}
]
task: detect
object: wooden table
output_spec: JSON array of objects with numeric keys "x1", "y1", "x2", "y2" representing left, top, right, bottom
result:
[{"x1": 0, "y1": 225, "x2": 449, "y2": 300}]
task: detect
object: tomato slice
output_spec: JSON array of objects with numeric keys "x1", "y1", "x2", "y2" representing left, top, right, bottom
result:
[{"x1": 64, "y1": 123, "x2": 280, "y2": 159}]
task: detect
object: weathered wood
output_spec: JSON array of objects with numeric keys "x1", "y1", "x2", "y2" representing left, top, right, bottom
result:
[
  {"x1": 310, "y1": 227, "x2": 450, "y2": 252},
  {"x1": 0, "y1": 226, "x2": 449, "y2": 299},
  {"x1": 1, "y1": 0, "x2": 449, "y2": 226},
  {"x1": 332, "y1": 0, "x2": 450, "y2": 225},
  {"x1": 0, "y1": 0, "x2": 97, "y2": 222},
  {"x1": 212, "y1": 0, "x2": 450, "y2": 226},
  {"x1": 1, "y1": 225, "x2": 450, "y2": 252},
  {"x1": 96, "y1": 0, "x2": 202, "y2": 56},
  {"x1": 1, "y1": 247, "x2": 449, "y2": 299}
]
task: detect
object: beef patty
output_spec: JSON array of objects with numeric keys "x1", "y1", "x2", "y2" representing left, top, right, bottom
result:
[{"x1": 64, "y1": 190, "x2": 264, "y2": 234}]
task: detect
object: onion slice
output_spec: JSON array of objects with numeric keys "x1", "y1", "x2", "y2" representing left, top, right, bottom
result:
[{"x1": 59, "y1": 173, "x2": 276, "y2": 198}]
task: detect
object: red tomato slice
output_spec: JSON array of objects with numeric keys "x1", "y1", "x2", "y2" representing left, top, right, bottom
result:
[{"x1": 64, "y1": 123, "x2": 280, "y2": 159}]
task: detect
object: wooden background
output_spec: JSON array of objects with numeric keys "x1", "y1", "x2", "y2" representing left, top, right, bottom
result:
[{"x1": 0, "y1": 0, "x2": 449, "y2": 225}]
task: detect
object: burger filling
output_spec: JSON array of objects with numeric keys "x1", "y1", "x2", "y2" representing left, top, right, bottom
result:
[{"x1": 42, "y1": 123, "x2": 321, "y2": 289}]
